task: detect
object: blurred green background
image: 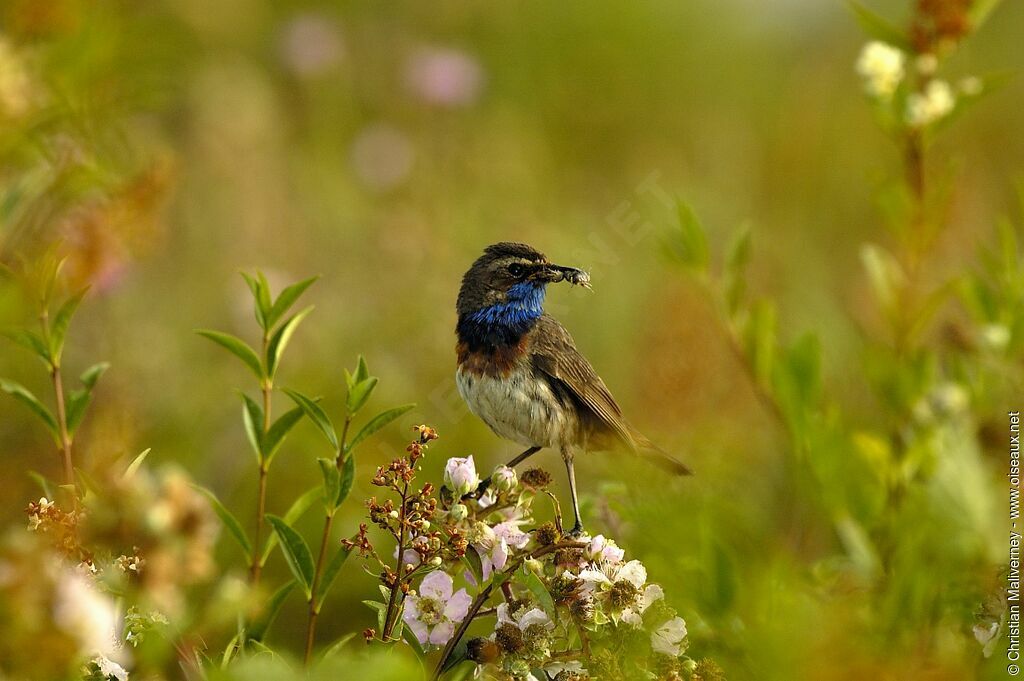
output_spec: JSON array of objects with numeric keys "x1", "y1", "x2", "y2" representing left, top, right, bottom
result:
[{"x1": 1, "y1": 1, "x2": 1022, "y2": 679}]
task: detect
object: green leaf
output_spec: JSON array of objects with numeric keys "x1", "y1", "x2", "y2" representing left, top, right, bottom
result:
[
  {"x1": 0, "y1": 379, "x2": 60, "y2": 444},
  {"x1": 744, "y1": 301, "x2": 777, "y2": 388},
  {"x1": 521, "y1": 568, "x2": 556, "y2": 617},
  {"x1": 970, "y1": 0, "x2": 1004, "y2": 31},
  {"x1": 319, "y1": 458, "x2": 341, "y2": 511},
  {"x1": 266, "y1": 276, "x2": 319, "y2": 330},
  {"x1": 49, "y1": 287, "x2": 88, "y2": 364},
  {"x1": 346, "y1": 376, "x2": 378, "y2": 415},
  {"x1": 241, "y1": 394, "x2": 264, "y2": 462},
  {"x1": 861, "y1": 243, "x2": 905, "y2": 314},
  {"x1": 265, "y1": 306, "x2": 313, "y2": 378},
  {"x1": 362, "y1": 600, "x2": 387, "y2": 634},
  {"x1": 669, "y1": 200, "x2": 709, "y2": 271},
  {"x1": 256, "y1": 271, "x2": 273, "y2": 328},
  {"x1": 123, "y1": 448, "x2": 151, "y2": 480},
  {"x1": 249, "y1": 579, "x2": 296, "y2": 642},
  {"x1": 79, "y1": 362, "x2": 109, "y2": 390},
  {"x1": 847, "y1": 1, "x2": 910, "y2": 49},
  {"x1": 266, "y1": 514, "x2": 315, "y2": 597},
  {"x1": 240, "y1": 272, "x2": 269, "y2": 330},
  {"x1": 194, "y1": 485, "x2": 252, "y2": 557},
  {"x1": 354, "y1": 355, "x2": 370, "y2": 384},
  {"x1": 263, "y1": 405, "x2": 305, "y2": 465},
  {"x1": 27, "y1": 471, "x2": 53, "y2": 499},
  {"x1": 314, "y1": 545, "x2": 353, "y2": 612},
  {"x1": 462, "y1": 548, "x2": 484, "y2": 586},
  {"x1": 283, "y1": 388, "x2": 338, "y2": 451},
  {"x1": 2, "y1": 328, "x2": 51, "y2": 365},
  {"x1": 346, "y1": 404, "x2": 415, "y2": 453},
  {"x1": 196, "y1": 330, "x2": 264, "y2": 379},
  {"x1": 64, "y1": 389, "x2": 91, "y2": 434},
  {"x1": 261, "y1": 486, "x2": 321, "y2": 565},
  {"x1": 336, "y1": 454, "x2": 356, "y2": 507},
  {"x1": 318, "y1": 633, "x2": 357, "y2": 663}
]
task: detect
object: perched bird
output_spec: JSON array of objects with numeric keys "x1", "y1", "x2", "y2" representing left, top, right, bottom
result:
[{"x1": 455, "y1": 242, "x2": 691, "y2": 534}]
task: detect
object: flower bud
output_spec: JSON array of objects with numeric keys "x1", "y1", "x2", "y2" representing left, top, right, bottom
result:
[
  {"x1": 491, "y1": 465, "x2": 517, "y2": 492},
  {"x1": 444, "y1": 456, "x2": 480, "y2": 496},
  {"x1": 449, "y1": 503, "x2": 469, "y2": 522},
  {"x1": 524, "y1": 558, "x2": 544, "y2": 575}
]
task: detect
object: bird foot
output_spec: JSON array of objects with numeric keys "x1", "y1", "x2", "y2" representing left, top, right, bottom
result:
[{"x1": 566, "y1": 522, "x2": 585, "y2": 538}]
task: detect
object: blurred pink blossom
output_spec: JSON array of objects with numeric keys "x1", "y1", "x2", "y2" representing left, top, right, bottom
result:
[
  {"x1": 404, "y1": 46, "x2": 484, "y2": 107},
  {"x1": 279, "y1": 14, "x2": 345, "y2": 77},
  {"x1": 350, "y1": 123, "x2": 414, "y2": 191}
]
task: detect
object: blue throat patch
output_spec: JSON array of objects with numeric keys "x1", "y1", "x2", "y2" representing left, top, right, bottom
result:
[{"x1": 458, "y1": 282, "x2": 546, "y2": 348}]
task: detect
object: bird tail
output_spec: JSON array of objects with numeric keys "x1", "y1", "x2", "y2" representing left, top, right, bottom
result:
[{"x1": 629, "y1": 428, "x2": 693, "y2": 475}]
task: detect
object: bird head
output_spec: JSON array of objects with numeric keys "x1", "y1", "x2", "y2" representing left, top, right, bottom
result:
[{"x1": 456, "y1": 243, "x2": 589, "y2": 323}]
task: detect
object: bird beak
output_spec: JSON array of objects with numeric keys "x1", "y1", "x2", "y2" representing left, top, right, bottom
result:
[{"x1": 534, "y1": 263, "x2": 592, "y2": 289}]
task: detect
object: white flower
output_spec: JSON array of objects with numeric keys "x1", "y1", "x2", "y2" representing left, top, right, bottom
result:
[
  {"x1": 497, "y1": 603, "x2": 554, "y2": 632},
  {"x1": 588, "y1": 534, "x2": 625, "y2": 565},
  {"x1": 651, "y1": 616, "x2": 688, "y2": 656},
  {"x1": 491, "y1": 465, "x2": 518, "y2": 492},
  {"x1": 90, "y1": 654, "x2": 129, "y2": 681},
  {"x1": 544, "y1": 661, "x2": 586, "y2": 678},
  {"x1": 580, "y1": 559, "x2": 647, "y2": 593},
  {"x1": 402, "y1": 571, "x2": 471, "y2": 647},
  {"x1": 621, "y1": 583, "x2": 665, "y2": 627},
  {"x1": 856, "y1": 41, "x2": 905, "y2": 99},
  {"x1": 906, "y1": 79, "x2": 955, "y2": 127},
  {"x1": 54, "y1": 570, "x2": 120, "y2": 657},
  {"x1": 444, "y1": 456, "x2": 480, "y2": 496}
]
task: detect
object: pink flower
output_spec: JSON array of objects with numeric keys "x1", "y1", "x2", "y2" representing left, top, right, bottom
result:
[
  {"x1": 444, "y1": 456, "x2": 480, "y2": 496},
  {"x1": 402, "y1": 572, "x2": 471, "y2": 646},
  {"x1": 476, "y1": 519, "x2": 530, "y2": 580},
  {"x1": 588, "y1": 535, "x2": 625, "y2": 565},
  {"x1": 404, "y1": 46, "x2": 484, "y2": 107}
]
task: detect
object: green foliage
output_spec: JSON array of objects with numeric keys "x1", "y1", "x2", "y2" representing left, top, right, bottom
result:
[
  {"x1": 195, "y1": 485, "x2": 253, "y2": 557},
  {"x1": 267, "y1": 514, "x2": 315, "y2": 598},
  {"x1": 846, "y1": 1, "x2": 910, "y2": 49},
  {"x1": 0, "y1": 379, "x2": 60, "y2": 444}
]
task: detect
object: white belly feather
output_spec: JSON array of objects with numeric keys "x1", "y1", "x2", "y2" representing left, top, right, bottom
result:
[{"x1": 456, "y1": 366, "x2": 575, "y2": 450}]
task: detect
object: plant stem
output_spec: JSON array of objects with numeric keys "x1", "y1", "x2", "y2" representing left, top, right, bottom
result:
[
  {"x1": 40, "y1": 309, "x2": 74, "y2": 487},
  {"x1": 432, "y1": 540, "x2": 587, "y2": 680},
  {"x1": 303, "y1": 416, "x2": 351, "y2": 665},
  {"x1": 382, "y1": 481, "x2": 410, "y2": 641},
  {"x1": 250, "y1": 334, "x2": 273, "y2": 585}
]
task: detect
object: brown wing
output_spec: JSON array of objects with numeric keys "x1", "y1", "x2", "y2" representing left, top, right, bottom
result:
[{"x1": 529, "y1": 315, "x2": 636, "y2": 451}]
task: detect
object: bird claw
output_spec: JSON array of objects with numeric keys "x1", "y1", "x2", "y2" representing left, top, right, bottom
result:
[{"x1": 566, "y1": 522, "x2": 585, "y2": 538}]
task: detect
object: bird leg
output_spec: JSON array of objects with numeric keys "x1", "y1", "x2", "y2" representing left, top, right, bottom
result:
[
  {"x1": 473, "y1": 446, "x2": 542, "y2": 497},
  {"x1": 563, "y1": 450, "x2": 584, "y2": 537}
]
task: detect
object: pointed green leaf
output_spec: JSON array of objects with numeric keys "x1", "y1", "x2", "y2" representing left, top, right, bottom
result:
[
  {"x1": 346, "y1": 376, "x2": 378, "y2": 415},
  {"x1": 0, "y1": 379, "x2": 59, "y2": 444},
  {"x1": 2, "y1": 328, "x2": 51, "y2": 365},
  {"x1": 265, "y1": 306, "x2": 313, "y2": 378},
  {"x1": 353, "y1": 355, "x2": 370, "y2": 384},
  {"x1": 336, "y1": 454, "x2": 356, "y2": 507},
  {"x1": 196, "y1": 330, "x2": 264, "y2": 379},
  {"x1": 49, "y1": 287, "x2": 88, "y2": 364},
  {"x1": 79, "y1": 362, "x2": 109, "y2": 390},
  {"x1": 28, "y1": 471, "x2": 54, "y2": 499},
  {"x1": 283, "y1": 388, "x2": 338, "y2": 450},
  {"x1": 847, "y1": 1, "x2": 910, "y2": 49},
  {"x1": 362, "y1": 600, "x2": 388, "y2": 634},
  {"x1": 670, "y1": 200, "x2": 709, "y2": 271},
  {"x1": 521, "y1": 568, "x2": 556, "y2": 617},
  {"x1": 318, "y1": 633, "x2": 357, "y2": 663},
  {"x1": 266, "y1": 514, "x2": 315, "y2": 597},
  {"x1": 970, "y1": 0, "x2": 1003, "y2": 31},
  {"x1": 319, "y1": 458, "x2": 341, "y2": 510},
  {"x1": 263, "y1": 405, "x2": 305, "y2": 465},
  {"x1": 240, "y1": 272, "x2": 268, "y2": 330},
  {"x1": 314, "y1": 544, "x2": 352, "y2": 612},
  {"x1": 194, "y1": 485, "x2": 252, "y2": 556},
  {"x1": 255, "y1": 271, "x2": 273, "y2": 324},
  {"x1": 266, "y1": 276, "x2": 318, "y2": 330},
  {"x1": 401, "y1": 622, "x2": 426, "y2": 661},
  {"x1": 346, "y1": 404, "x2": 415, "y2": 453},
  {"x1": 249, "y1": 579, "x2": 296, "y2": 642},
  {"x1": 65, "y1": 388, "x2": 91, "y2": 434},
  {"x1": 240, "y1": 394, "x2": 264, "y2": 462},
  {"x1": 123, "y1": 448, "x2": 152, "y2": 480},
  {"x1": 261, "y1": 485, "x2": 321, "y2": 565}
]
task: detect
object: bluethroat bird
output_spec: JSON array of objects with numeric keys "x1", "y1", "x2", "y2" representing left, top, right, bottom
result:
[{"x1": 455, "y1": 242, "x2": 691, "y2": 535}]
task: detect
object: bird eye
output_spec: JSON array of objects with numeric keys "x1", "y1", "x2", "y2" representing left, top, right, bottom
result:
[{"x1": 507, "y1": 263, "x2": 526, "y2": 278}]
